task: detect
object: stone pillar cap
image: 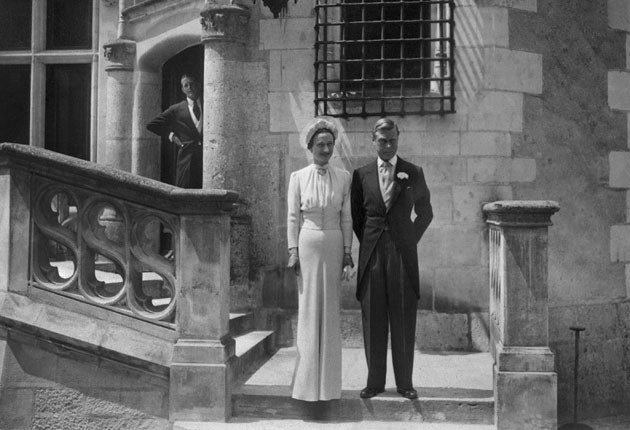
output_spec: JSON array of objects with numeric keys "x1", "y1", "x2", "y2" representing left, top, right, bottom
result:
[
  {"x1": 483, "y1": 200, "x2": 560, "y2": 227},
  {"x1": 482, "y1": 200, "x2": 560, "y2": 214}
]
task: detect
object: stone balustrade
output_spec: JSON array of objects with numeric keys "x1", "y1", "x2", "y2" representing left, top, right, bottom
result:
[
  {"x1": 483, "y1": 200, "x2": 560, "y2": 430},
  {"x1": 0, "y1": 142, "x2": 238, "y2": 420}
]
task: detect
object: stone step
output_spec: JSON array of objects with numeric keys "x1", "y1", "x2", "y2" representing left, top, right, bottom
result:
[
  {"x1": 174, "y1": 419, "x2": 496, "y2": 429},
  {"x1": 233, "y1": 347, "x2": 494, "y2": 424},
  {"x1": 231, "y1": 330, "x2": 276, "y2": 385},
  {"x1": 229, "y1": 312, "x2": 254, "y2": 337},
  {"x1": 258, "y1": 308, "x2": 490, "y2": 352}
]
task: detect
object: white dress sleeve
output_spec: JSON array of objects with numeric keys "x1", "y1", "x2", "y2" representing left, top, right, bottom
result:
[
  {"x1": 287, "y1": 171, "x2": 301, "y2": 249},
  {"x1": 340, "y1": 171, "x2": 353, "y2": 250}
]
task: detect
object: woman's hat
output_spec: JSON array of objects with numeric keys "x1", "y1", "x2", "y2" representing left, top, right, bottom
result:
[{"x1": 303, "y1": 117, "x2": 339, "y2": 148}]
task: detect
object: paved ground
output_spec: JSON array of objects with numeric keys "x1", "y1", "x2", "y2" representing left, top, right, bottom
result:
[
  {"x1": 175, "y1": 415, "x2": 630, "y2": 430},
  {"x1": 243, "y1": 347, "x2": 494, "y2": 395}
]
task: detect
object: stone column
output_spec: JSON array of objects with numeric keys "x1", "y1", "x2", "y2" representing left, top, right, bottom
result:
[
  {"x1": 483, "y1": 200, "x2": 560, "y2": 430},
  {"x1": 170, "y1": 212, "x2": 235, "y2": 421},
  {"x1": 200, "y1": 3, "x2": 250, "y2": 190},
  {"x1": 0, "y1": 160, "x2": 30, "y2": 295},
  {"x1": 100, "y1": 39, "x2": 136, "y2": 171}
]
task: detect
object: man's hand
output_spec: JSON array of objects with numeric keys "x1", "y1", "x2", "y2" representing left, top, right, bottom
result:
[
  {"x1": 287, "y1": 248, "x2": 300, "y2": 276},
  {"x1": 171, "y1": 134, "x2": 186, "y2": 148}
]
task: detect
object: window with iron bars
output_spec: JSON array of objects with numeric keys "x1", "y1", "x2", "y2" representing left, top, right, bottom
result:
[{"x1": 314, "y1": 0, "x2": 455, "y2": 118}]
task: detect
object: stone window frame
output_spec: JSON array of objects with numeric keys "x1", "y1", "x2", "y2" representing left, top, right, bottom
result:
[
  {"x1": 314, "y1": 0, "x2": 456, "y2": 118},
  {"x1": 0, "y1": 0, "x2": 100, "y2": 161}
]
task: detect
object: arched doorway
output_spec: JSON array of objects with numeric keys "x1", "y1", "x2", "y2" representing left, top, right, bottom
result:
[{"x1": 159, "y1": 44, "x2": 203, "y2": 185}]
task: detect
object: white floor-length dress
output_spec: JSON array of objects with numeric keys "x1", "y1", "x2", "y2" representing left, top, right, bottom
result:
[{"x1": 287, "y1": 163, "x2": 353, "y2": 401}]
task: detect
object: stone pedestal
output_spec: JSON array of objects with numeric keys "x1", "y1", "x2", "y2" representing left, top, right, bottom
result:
[
  {"x1": 483, "y1": 200, "x2": 560, "y2": 430},
  {"x1": 170, "y1": 214, "x2": 234, "y2": 421},
  {"x1": 200, "y1": 3, "x2": 250, "y2": 190},
  {"x1": 101, "y1": 39, "x2": 136, "y2": 171}
]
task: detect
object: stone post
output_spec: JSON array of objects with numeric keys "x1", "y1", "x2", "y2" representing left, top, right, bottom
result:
[
  {"x1": 100, "y1": 39, "x2": 136, "y2": 171},
  {"x1": 483, "y1": 200, "x2": 560, "y2": 430},
  {"x1": 170, "y1": 212, "x2": 235, "y2": 421},
  {"x1": 0, "y1": 163, "x2": 30, "y2": 295},
  {"x1": 199, "y1": 3, "x2": 250, "y2": 190}
]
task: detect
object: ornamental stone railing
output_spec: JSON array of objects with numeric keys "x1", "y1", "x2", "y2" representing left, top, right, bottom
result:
[
  {"x1": 0, "y1": 142, "x2": 238, "y2": 420},
  {"x1": 483, "y1": 200, "x2": 560, "y2": 430}
]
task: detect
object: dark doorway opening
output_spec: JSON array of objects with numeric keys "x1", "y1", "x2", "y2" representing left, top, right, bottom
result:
[{"x1": 159, "y1": 44, "x2": 203, "y2": 185}]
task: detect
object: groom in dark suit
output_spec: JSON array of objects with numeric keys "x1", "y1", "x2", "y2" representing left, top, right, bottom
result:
[
  {"x1": 351, "y1": 118, "x2": 433, "y2": 400},
  {"x1": 147, "y1": 74, "x2": 203, "y2": 188}
]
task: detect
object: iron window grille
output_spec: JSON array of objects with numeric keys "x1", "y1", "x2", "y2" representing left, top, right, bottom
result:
[{"x1": 314, "y1": 0, "x2": 455, "y2": 118}]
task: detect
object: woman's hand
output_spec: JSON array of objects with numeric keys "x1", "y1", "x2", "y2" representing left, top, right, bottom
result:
[
  {"x1": 287, "y1": 248, "x2": 300, "y2": 276},
  {"x1": 341, "y1": 252, "x2": 355, "y2": 281}
]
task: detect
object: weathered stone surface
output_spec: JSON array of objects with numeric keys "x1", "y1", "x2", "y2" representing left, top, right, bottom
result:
[
  {"x1": 479, "y1": 7, "x2": 509, "y2": 47},
  {"x1": 608, "y1": 0, "x2": 630, "y2": 31},
  {"x1": 434, "y1": 266, "x2": 489, "y2": 312},
  {"x1": 398, "y1": 132, "x2": 460, "y2": 156},
  {"x1": 609, "y1": 151, "x2": 630, "y2": 188},
  {"x1": 461, "y1": 132, "x2": 512, "y2": 156},
  {"x1": 259, "y1": 18, "x2": 314, "y2": 50},
  {"x1": 419, "y1": 226, "x2": 484, "y2": 268},
  {"x1": 416, "y1": 311, "x2": 469, "y2": 350},
  {"x1": 453, "y1": 185, "x2": 513, "y2": 223},
  {"x1": 467, "y1": 157, "x2": 536, "y2": 183},
  {"x1": 495, "y1": 371, "x2": 557, "y2": 430},
  {"x1": 473, "y1": 0, "x2": 537, "y2": 11},
  {"x1": 468, "y1": 91, "x2": 524, "y2": 132},
  {"x1": 170, "y1": 363, "x2": 230, "y2": 421},
  {"x1": 610, "y1": 224, "x2": 630, "y2": 262},
  {"x1": 268, "y1": 91, "x2": 315, "y2": 132},
  {"x1": 484, "y1": 48, "x2": 542, "y2": 94}
]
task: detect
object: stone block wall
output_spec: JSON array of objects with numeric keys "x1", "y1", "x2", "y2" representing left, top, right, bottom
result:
[
  {"x1": 0, "y1": 329, "x2": 169, "y2": 430},
  {"x1": 509, "y1": 0, "x2": 629, "y2": 421},
  {"x1": 254, "y1": 0, "x2": 541, "y2": 315}
]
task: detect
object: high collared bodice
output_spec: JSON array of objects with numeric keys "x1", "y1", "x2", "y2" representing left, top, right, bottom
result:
[{"x1": 287, "y1": 164, "x2": 353, "y2": 248}]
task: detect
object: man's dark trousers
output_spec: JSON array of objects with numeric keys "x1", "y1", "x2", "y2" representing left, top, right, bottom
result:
[
  {"x1": 176, "y1": 143, "x2": 202, "y2": 188},
  {"x1": 361, "y1": 230, "x2": 417, "y2": 390}
]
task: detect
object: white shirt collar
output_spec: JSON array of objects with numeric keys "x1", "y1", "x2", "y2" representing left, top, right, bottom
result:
[
  {"x1": 187, "y1": 97, "x2": 200, "y2": 107},
  {"x1": 378, "y1": 155, "x2": 397, "y2": 168}
]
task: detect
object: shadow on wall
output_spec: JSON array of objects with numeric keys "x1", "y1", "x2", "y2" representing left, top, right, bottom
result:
[{"x1": 0, "y1": 332, "x2": 170, "y2": 429}]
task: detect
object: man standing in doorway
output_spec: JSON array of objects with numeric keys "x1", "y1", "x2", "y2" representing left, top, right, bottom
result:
[
  {"x1": 350, "y1": 118, "x2": 433, "y2": 400},
  {"x1": 147, "y1": 74, "x2": 203, "y2": 188}
]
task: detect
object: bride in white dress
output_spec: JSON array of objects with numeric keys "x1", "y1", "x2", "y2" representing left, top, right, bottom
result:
[{"x1": 286, "y1": 118, "x2": 354, "y2": 401}]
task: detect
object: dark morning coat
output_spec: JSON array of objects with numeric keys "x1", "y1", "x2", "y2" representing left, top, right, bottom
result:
[
  {"x1": 350, "y1": 156, "x2": 433, "y2": 301},
  {"x1": 146, "y1": 100, "x2": 202, "y2": 146}
]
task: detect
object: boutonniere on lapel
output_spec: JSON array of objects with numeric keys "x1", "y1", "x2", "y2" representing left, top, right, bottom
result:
[{"x1": 397, "y1": 172, "x2": 409, "y2": 181}]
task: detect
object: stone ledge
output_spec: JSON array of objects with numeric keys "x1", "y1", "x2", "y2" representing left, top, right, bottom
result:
[
  {"x1": 0, "y1": 143, "x2": 239, "y2": 216},
  {"x1": 0, "y1": 292, "x2": 173, "y2": 376}
]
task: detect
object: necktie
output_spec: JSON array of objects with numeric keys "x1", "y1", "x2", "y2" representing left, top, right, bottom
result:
[
  {"x1": 193, "y1": 102, "x2": 201, "y2": 121},
  {"x1": 380, "y1": 161, "x2": 393, "y2": 188},
  {"x1": 380, "y1": 161, "x2": 394, "y2": 209}
]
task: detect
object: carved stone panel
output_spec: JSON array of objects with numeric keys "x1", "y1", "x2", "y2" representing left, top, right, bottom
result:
[{"x1": 103, "y1": 39, "x2": 136, "y2": 71}]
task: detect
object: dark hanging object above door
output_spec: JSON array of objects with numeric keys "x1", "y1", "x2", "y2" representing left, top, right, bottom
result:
[{"x1": 253, "y1": 0, "x2": 297, "y2": 18}]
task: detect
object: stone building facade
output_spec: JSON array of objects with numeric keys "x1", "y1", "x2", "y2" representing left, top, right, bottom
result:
[{"x1": 1, "y1": 0, "x2": 630, "y2": 427}]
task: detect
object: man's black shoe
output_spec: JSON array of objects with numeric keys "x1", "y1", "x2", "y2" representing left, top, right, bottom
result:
[
  {"x1": 397, "y1": 388, "x2": 418, "y2": 399},
  {"x1": 360, "y1": 387, "x2": 385, "y2": 399}
]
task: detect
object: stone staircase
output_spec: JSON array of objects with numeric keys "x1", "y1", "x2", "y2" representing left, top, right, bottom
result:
[
  {"x1": 227, "y1": 312, "x2": 495, "y2": 427},
  {"x1": 230, "y1": 312, "x2": 276, "y2": 386}
]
